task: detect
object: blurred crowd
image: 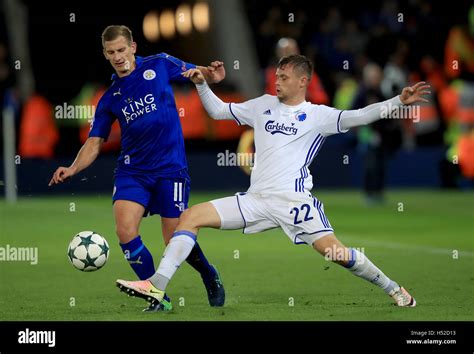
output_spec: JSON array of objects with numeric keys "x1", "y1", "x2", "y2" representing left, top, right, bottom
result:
[{"x1": 243, "y1": 0, "x2": 474, "y2": 196}]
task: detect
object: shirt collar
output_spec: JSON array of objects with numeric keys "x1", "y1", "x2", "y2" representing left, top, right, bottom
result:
[
  {"x1": 110, "y1": 56, "x2": 143, "y2": 81},
  {"x1": 279, "y1": 100, "x2": 308, "y2": 112}
]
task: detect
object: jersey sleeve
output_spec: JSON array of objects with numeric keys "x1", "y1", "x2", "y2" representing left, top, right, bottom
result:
[
  {"x1": 88, "y1": 95, "x2": 116, "y2": 141},
  {"x1": 229, "y1": 96, "x2": 264, "y2": 128},
  {"x1": 159, "y1": 53, "x2": 196, "y2": 83},
  {"x1": 313, "y1": 105, "x2": 349, "y2": 137}
]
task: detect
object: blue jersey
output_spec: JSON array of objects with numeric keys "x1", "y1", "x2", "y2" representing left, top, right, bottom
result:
[{"x1": 89, "y1": 53, "x2": 196, "y2": 175}]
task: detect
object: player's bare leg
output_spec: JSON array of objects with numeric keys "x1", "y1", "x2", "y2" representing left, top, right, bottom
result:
[
  {"x1": 116, "y1": 202, "x2": 223, "y2": 306},
  {"x1": 176, "y1": 202, "x2": 222, "y2": 233},
  {"x1": 312, "y1": 233, "x2": 349, "y2": 266},
  {"x1": 161, "y1": 217, "x2": 178, "y2": 244},
  {"x1": 312, "y1": 233, "x2": 416, "y2": 307},
  {"x1": 114, "y1": 200, "x2": 144, "y2": 244}
]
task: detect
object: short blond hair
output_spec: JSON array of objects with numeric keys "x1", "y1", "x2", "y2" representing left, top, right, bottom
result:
[{"x1": 101, "y1": 25, "x2": 133, "y2": 47}]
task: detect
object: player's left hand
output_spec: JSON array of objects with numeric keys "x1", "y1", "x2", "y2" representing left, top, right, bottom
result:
[
  {"x1": 182, "y1": 68, "x2": 206, "y2": 84},
  {"x1": 400, "y1": 81, "x2": 431, "y2": 105},
  {"x1": 206, "y1": 61, "x2": 225, "y2": 83}
]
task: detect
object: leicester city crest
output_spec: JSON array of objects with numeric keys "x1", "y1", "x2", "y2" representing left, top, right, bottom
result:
[{"x1": 143, "y1": 69, "x2": 156, "y2": 80}]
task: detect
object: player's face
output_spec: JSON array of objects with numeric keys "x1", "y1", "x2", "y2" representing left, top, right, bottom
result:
[
  {"x1": 275, "y1": 65, "x2": 308, "y2": 101},
  {"x1": 103, "y1": 36, "x2": 137, "y2": 77}
]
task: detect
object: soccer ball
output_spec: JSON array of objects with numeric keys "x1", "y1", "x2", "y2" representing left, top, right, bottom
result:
[{"x1": 67, "y1": 231, "x2": 110, "y2": 272}]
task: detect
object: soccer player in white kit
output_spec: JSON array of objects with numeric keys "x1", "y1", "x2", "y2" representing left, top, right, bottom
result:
[{"x1": 117, "y1": 55, "x2": 431, "y2": 308}]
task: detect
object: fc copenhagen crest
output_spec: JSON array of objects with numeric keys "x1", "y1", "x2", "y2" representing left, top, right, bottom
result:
[
  {"x1": 143, "y1": 69, "x2": 156, "y2": 80},
  {"x1": 295, "y1": 111, "x2": 307, "y2": 121}
]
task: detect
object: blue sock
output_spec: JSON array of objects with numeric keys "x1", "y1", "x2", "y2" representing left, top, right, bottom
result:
[
  {"x1": 120, "y1": 235, "x2": 171, "y2": 303},
  {"x1": 186, "y1": 242, "x2": 216, "y2": 283},
  {"x1": 120, "y1": 235, "x2": 156, "y2": 279},
  {"x1": 343, "y1": 248, "x2": 357, "y2": 268}
]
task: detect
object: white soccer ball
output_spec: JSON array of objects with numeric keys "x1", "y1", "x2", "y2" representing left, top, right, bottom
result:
[{"x1": 67, "y1": 231, "x2": 110, "y2": 272}]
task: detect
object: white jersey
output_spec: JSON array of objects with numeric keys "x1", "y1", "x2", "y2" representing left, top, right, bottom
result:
[{"x1": 229, "y1": 94, "x2": 347, "y2": 194}]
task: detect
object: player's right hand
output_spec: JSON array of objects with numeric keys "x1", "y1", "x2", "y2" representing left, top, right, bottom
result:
[
  {"x1": 399, "y1": 81, "x2": 431, "y2": 105},
  {"x1": 182, "y1": 68, "x2": 205, "y2": 84},
  {"x1": 48, "y1": 167, "x2": 75, "y2": 186}
]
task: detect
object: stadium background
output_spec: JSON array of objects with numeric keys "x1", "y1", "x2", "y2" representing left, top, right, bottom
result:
[
  {"x1": 0, "y1": 0, "x2": 473, "y2": 322},
  {"x1": 1, "y1": 0, "x2": 473, "y2": 193}
]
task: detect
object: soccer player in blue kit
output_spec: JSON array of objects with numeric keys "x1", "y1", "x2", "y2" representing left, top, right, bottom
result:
[{"x1": 49, "y1": 25, "x2": 225, "y2": 311}]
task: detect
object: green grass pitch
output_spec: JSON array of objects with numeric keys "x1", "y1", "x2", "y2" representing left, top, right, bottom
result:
[{"x1": 0, "y1": 190, "x2": 472, "y2": 321}]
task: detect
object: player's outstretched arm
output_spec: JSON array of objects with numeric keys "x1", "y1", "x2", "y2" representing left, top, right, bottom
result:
[
  {"x1": 182, "y1": 68, "x2": 233, "y2": 120},
  {"x1": 48, "y1": 137, "x2": 104, "y2": 186},
  {"x1": 339, "y1": 81, "x2": 431, "y2": 131},
  {"x1": 197, "y1": 61, "x2": 225, "y2": 84}
]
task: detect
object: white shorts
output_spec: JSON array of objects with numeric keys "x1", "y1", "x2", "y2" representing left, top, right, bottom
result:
[{"x1": 209, "y1": 192, "x2": 334, "y2": 245}]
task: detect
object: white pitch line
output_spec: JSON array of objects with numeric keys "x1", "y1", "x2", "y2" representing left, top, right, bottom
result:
[{"x1": 341, "y1": 236, "x2": 474, "y2": 258}]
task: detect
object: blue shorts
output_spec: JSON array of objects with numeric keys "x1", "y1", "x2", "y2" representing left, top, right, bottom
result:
[{"x1": 112, "y1": 169, "x2": 190, "y2": 218}]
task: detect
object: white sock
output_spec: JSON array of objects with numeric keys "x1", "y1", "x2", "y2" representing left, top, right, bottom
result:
[
  {"x1": 345, "y1": 248, "x2": 399, "y2": 294},
  {"x1": 149, "y1": 231, "x2": 196, "y2": 291}
]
